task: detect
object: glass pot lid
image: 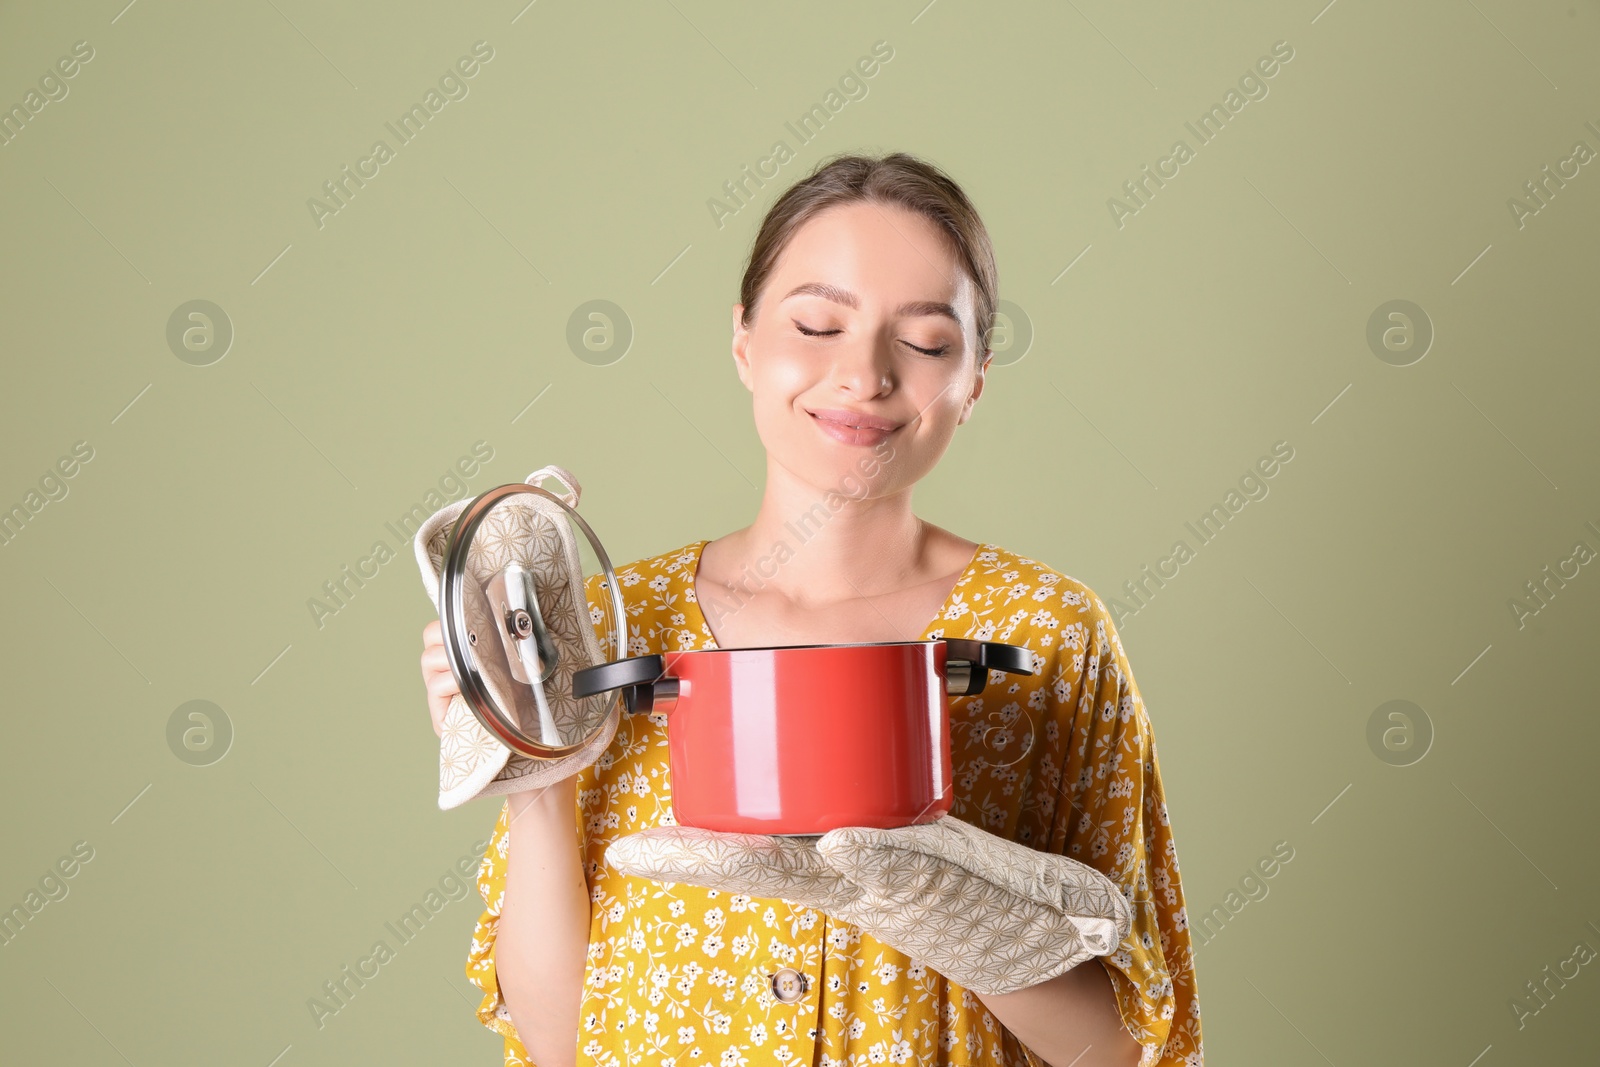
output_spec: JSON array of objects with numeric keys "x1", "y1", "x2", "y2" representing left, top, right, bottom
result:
[{"x1": 438, "y1": 479, "x2": 626, "y2": 759}]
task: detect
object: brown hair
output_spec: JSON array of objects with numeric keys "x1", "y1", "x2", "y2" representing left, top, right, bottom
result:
[{"x1": 738, "y1": 151, "x2": 998, "y2": 361}]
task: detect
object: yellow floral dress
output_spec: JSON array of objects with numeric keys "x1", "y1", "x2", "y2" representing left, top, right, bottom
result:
[{"x1": 465, "y1": 539, "x2": 1203, "y2": 1066}]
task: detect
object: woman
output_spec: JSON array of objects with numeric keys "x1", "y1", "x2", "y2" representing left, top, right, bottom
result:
[{"x1": 420, "y1": 152, "x2": 1203, "y2": 1066}]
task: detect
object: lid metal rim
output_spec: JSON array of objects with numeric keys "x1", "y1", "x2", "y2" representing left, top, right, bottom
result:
[{"x1": 440, "y1": 481, "x2": 627, "y2": 760}]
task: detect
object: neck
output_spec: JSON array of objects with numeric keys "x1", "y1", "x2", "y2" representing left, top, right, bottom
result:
[{"x1": 731, "y1": 458, "x2": 933, "y2": 607}]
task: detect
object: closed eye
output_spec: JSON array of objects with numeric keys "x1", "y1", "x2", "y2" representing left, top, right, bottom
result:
[{"x1": 794, "y1": 321, "x2": 949, "y2": 358}]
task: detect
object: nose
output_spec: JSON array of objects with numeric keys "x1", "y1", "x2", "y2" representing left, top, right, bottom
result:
[{"x1": 826, "y1": 332, "x2": 893, "y2": 398}]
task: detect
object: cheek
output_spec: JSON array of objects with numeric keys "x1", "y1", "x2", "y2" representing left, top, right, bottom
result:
[
  {"x1": 910, "y1": 371, "x2": 970, "y2": 423},
  {"x1": 749, "y1": 340, "x2": 815, "y2": 400}
]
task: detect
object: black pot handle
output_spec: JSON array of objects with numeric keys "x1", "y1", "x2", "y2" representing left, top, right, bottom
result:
[
  {"x1": 943, "y1": 638, "x2": 1035, "y2": 697},
  {"x1": 572, "y1": 654, "x2": 677, "y2": 715}
]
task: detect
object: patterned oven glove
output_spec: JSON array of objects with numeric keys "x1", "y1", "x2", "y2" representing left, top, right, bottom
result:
[
  {"x1": 605, "y1": 814, "x2": 1132, "y2": 996},
  {"x1": 413, "y1": 465, "x2": 620, "y2": 811}
]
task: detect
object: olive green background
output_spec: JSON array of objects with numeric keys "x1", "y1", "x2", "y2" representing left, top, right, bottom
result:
[{"x1": 2, "y1": 0, "x2": 1597, "y2": 1063}]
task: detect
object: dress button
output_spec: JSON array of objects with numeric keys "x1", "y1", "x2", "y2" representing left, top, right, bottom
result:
[{"x1": 770, "y1": 967, "x2": 808, "y2": 1003}]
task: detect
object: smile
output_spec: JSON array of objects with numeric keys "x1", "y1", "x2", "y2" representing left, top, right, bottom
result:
[{"x1": 807, "y1": 409, "x2": 901, "y2": 446}]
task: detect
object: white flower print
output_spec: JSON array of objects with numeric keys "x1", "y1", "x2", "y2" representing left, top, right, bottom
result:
[{"x1": 462, "y1": 543, "x2": 1201, "y2": 1066}]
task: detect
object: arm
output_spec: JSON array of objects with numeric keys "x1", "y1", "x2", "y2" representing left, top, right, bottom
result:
[
  {"x1": 1010, "y1": 602, "x2": 1201, "y2": 1066},
  {"x1": 424, "y1": 616, "x2": 603, "y2": 1063},
  {"x1": 978, "y1": 959, "x2": 1142, "y2": 1067},
  {"x1": 496, "y1": 776, "x2": 590, "y2": 1067}
]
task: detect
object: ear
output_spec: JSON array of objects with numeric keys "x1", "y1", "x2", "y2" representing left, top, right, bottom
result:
[
  {"x1": 956, "y1": 349, "x2": 992, "y2": 425},
  {"x1": 731, "y1": 303, "x2": 753, "y2": 392}
]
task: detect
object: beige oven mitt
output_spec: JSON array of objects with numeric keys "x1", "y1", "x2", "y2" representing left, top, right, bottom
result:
[
  {"x1": 605, "y1": 814, "x2": 1132, "y2": 996},
  {"x1": 413, "y1": 464, "x2": 619, "y2": 810}
]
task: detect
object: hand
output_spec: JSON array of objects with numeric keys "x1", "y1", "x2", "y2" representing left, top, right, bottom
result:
[
  {"x1": 605, "y1": 814, "x2": 1132, "y2": 996},
  {"x1": 420, "y1": 617, "x2": 617, "y2": 796},
  {"x1": 419, "y1": 619, "x2": 457, "y2": 738}
]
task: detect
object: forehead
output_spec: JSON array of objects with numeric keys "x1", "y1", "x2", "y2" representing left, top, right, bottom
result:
[{"x1": 769, "y1": 201, "x2": 973, "y2": 309}]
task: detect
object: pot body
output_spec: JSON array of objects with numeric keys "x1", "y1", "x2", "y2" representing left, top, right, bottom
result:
[{"x1": 662, "y1": 642, "x2": 953, "y2": 834}]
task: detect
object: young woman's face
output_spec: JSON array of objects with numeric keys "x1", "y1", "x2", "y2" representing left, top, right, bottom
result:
[{"x1": 731, "y1": 200, "x2": 991, "y2": 499}]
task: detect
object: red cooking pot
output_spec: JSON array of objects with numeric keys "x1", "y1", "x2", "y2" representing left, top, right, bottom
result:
[{"x1": 572, "y1": 638, "x2": 1035, "y2": 835}]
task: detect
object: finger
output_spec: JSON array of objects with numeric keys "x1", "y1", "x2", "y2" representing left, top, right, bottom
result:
[
  {"x1": 422, "y1": 619, "x2": 441, "y2": 646},
  {"x1": 606, "y1": 827, "x2": 857, "y2": 910},
  {"x1": 428, "y1": 691, "x2": 463, "y2": 738},
  {"x1": 420, "y1": 645, "x2": 450, "y2": 672}
]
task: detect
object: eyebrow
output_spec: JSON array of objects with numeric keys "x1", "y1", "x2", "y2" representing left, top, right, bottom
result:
[{"x1": 781, "y1": 282, "x2": 963, "y2": 327}]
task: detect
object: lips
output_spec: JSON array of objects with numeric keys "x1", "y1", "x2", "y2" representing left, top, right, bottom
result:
[{"x1": 807, "y1": 408, "x2": 902, "y2": 432}]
